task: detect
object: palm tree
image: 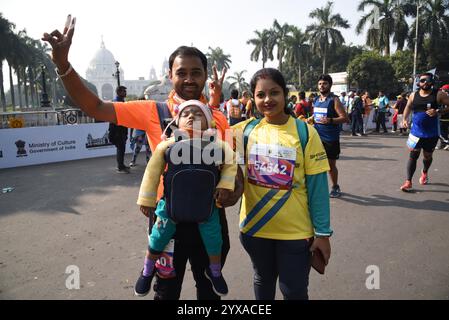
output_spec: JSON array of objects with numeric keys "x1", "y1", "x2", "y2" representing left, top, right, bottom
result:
[
  {"x1": 14, "y1": 30, "x2": 31, "y2": 110},
  {"x1": 227, "y1": 70, "x2": 249, "y2": 93},
  {"x1": 408, "y1": 0, "x2": 449, "y2": 67},
  {"x1": 3, "y1": 28, "x2": 32, "y2": 110},
  {"x1": 0, "y1": 14, "x2": 15, "y2": 111},
  {"x1": 356, "y1": 0, "x2": 415, "y2": 55},
  {"x1": 306, "y1": 1, "x2": 350, "y2": 74},
  {"x1": 270, "y1": 20, "x2": 291, "y2": 72},
  {"x1": 206, "y1": 47, "x2": 232, "y2": 79},
  {"x1": 5, "y1": 33, "x2": 20, "y2": 109},
  {"x1": 285, "y1": 26, "x2": 309, "y2": 89},
  {"x1": 247, "y1": 29, "x2": 274, "y2": 68}
]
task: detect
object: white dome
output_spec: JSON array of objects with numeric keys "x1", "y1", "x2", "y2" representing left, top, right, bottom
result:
[
  {"x1": 89, "y1": 40, "x2": 116, "y2": 67},
  {"x1": 86, "y1": 40, "x2": 123, "y2": 81}
]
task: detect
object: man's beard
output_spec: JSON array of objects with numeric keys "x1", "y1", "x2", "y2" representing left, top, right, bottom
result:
[
  {"x1": 181, "y1": 85, "x2": 201, "y2": 100},
  {"x1": 420, "y1": 84, "x2": 432, "y2": 92}
]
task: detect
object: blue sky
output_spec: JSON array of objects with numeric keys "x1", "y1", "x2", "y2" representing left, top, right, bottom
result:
[{"x1": 2, "y1": 0, "x2": 370, "y2": 89}]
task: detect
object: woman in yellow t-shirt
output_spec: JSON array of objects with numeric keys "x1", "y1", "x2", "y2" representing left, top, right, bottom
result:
[{"x1": 233, "y1": 68, "x2": 333, "y2": 300}]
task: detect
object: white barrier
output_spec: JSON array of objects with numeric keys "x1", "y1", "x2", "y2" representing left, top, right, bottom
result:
[{"x1": 0, "y1": 123, "x2": 132, "y2": 169}]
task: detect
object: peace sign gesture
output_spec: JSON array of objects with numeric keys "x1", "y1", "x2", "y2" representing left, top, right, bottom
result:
[
  {"x1": 208, "y1": 64, "x2": 227, "y2": 107},
  {"x1": 41, "y1": 14, "x2": 76, "y2": 73}
]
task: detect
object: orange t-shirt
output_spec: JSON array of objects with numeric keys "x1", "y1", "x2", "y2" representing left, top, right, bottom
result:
[
  {"x1": 363, "y1": 97, "x2": 373, "y2": 115},
  {"x1": 113, "y1": 100, "x2": 230, "y2": 200}
]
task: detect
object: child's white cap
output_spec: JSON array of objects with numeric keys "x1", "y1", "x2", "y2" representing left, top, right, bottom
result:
[
  {"x1": 175, "y1": 100, "x2": 214, "y2": 128},
  {"x1": 161, "y1": 100, "x2": 216, "y2": 140}
]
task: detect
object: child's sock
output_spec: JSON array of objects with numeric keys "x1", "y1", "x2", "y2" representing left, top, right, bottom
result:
[
  {"x1": 143, "y1": 257, "x2": 155, "y2": 277},
  {"x1": 209, "y1": 263, "x2": 222, "y2": 277}
]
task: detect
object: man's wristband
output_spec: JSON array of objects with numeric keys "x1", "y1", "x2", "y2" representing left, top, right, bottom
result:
[
  {"x1": 56, "y1": 63, "x2": 74, "y2": 78},
  {"x1": 329, "y1": 117, "x2": 334, "y2": 124}
]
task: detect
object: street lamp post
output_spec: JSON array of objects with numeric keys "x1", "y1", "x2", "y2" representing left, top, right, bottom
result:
[
  {"x1": 113, "y1": 61, "x2": 121, "y2": 87},
  {"x1": 40, "y1": 65, "x2": 51, "y2": 108}
]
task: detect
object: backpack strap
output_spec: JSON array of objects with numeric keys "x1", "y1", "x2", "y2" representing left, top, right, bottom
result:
[
  {"x1": 243, "y1": 118, "x2": 262, "y2": 155},
  {"x1": 155, "y1": 101, "x2": 172, "y2": 131},
  {"x1": 295, "y1": 119, "x2": 309, "y2": 154}
]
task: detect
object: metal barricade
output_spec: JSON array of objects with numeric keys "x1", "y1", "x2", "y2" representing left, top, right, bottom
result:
[{"x1": 0, "y1": 108, "x2": 96, "y2": 129}]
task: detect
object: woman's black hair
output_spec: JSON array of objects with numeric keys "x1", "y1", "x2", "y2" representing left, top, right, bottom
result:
[{"x1": 250, "y1": 68, "x2": 294, "y2": 116}]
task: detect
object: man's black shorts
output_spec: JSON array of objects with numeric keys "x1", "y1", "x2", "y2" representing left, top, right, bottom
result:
[
  {"x1": 414, "y1": 137, "x2": 439, "y2": 153},
  {"x1": 322, "y1": 140, "x2": 340, "y2": 160}
]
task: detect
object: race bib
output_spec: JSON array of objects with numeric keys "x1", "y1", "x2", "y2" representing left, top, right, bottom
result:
[
  {"x1": 313, "y1": 107, "x2": 328, "y2": 123},
  {"x1": 247, "y1": 144, "x2": 296, "y2": 190},
  {"x1": 407, "y1": 134, "x2": 420, "y2": 150},
  {"x1": 155, "y1": 239, "x2": 176, "y2": 279}
]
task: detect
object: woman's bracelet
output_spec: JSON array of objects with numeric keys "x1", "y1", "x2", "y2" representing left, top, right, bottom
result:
[{"x1": 57, "y1": 63, "x2": 74, "y2": 78}]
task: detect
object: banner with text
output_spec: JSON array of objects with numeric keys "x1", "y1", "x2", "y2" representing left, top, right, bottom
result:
[{"x1": 0, "y1": 123, "x2": 132, "y2": 169}]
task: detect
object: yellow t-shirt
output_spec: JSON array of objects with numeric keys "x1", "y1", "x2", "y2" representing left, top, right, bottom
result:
[{"x1": 233, "y1": 117, "x2": 330, "y2": 240}]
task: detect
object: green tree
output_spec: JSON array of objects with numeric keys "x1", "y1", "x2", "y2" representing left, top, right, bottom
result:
[
  {"x1": 408, "y1": 0, "x2": 449, "y2": 69},
  {"x1": 227, "y1": 70, "x2": 249, "y2": 93},
  {"x1": 348, "y1": 51, "x2": 400, "y2": 96},
  {"x1": 285, "y1": 26, "x2": 309, "y2": 89},
  {"x1": 0, "y1": 13, "x2": 15, "y2": 111},
  {"x1": 356, "y1": 0, "x2": 414, "y2": 55},
  {"x1": 270, "y1": 20, "x2": 291, "y2": 72},
  {"x1": 206, "y1": 47, "x2": 232, "y2": 79},
  {"x1": 388, "y1": 49, "x2": 414, "y2": 85},
  {"x1": 247, "y1": 29, "x2": 274, "y2": 68},
  {"x1": 326, "y1": 44, "x2": 365, "y2": 73},
  {"x1": 306, "y1": 1, "x2": 350, "y2": 74}
]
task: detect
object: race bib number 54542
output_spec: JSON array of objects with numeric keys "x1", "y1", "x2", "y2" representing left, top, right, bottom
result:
[{"x1": 247, "y1": 144, "x2": 297, "y2": 190}]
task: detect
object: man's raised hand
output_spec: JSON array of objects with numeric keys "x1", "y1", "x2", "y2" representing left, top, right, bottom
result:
[
  {"x1": 41, "y1": 14, "x2": 76, "y2": 73},
  {"x1": 208, "y1": 64, "x2": 227, "y2": 107}
]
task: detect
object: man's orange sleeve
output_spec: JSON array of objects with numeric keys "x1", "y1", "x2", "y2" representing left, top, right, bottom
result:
[
  {"x1": 212, "y1": 109, "x2": 230, "y2": 140},
  {"x1": 113, "y1": 100, "x2": 165, "y2": 153},
  {"x1": 114, "y1": 100, "x2": 167, "y2": 201}
]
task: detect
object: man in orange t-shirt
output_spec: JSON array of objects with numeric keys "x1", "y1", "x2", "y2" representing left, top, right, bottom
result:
[{"x1": 42, "y1": 16, "x2": 243, "y2": 300}]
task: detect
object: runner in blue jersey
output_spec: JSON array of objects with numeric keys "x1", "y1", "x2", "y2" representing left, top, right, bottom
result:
[
  {"x1": 310, "y1": 75, "x2": 349, "y2": 198},
  {"x1": 400, "y1": 72, "x2": 449, "y2": 192}
]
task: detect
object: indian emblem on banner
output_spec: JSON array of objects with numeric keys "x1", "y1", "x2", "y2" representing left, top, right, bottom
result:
[
  {"x1": 65, "y1": 110, "x2": 78, "y2": 125},
  {"x1": 15, "y1": 140, "x2": 27, "y2": 157}
]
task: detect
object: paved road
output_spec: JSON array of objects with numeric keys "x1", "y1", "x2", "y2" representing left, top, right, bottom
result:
[{"x1": 1, "y1": 132, "x2": 448, "y2": 300}]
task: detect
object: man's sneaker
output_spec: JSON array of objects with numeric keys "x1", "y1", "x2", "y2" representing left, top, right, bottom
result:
[
  {"x1": 204, "y1": 268, "x2": 228, "y2": 296},
  {"x1": 134, "y1": 269, "x2": 155, "y2": 297},
  {"x1": 400, "y1": 180, "x2": 413, "y2": 192},
  {"x1": 444, "y1": 145, "x2": 449, "y2": 151},
  {"x1": 329, "y1": 185, "x2": 341, "y2": 198},
  {"x1": 129, "y1": 161, "x2": 136, "y2": 167},
  {"x1": 419, "y1": 171, "x2": 429, "y2": 185},
  {"x1": 117, "y1": 166, "x2": 130, "y2": 174}
]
